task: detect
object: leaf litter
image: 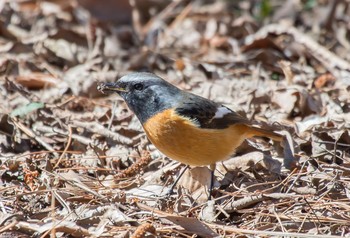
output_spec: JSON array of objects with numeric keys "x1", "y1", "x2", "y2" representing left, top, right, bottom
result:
[{"x1": 0, "y1": 0, "x2": 350, "y2": 237}]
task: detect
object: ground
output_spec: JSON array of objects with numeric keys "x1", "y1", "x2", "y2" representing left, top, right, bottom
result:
[{"x1": 0, "y1": 0, "x2": 350, "y2": 237}]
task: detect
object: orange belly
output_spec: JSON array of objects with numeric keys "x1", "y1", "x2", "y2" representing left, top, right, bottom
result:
[{"x1": 143, "y1": 109, "x2": 250, "y2": 166}]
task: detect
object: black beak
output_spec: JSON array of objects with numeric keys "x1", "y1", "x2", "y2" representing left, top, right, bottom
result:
[{"x1": 97, "y1": 82, "x2": 128, "y2": 94}]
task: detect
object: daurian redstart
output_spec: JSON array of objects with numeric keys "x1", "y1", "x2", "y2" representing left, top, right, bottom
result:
[{"x1": 98, "y1": 72, "x2": 282, "y2": 198}]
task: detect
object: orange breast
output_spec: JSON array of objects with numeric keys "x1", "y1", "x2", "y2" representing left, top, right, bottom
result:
[{"x1": 143, "y1": 109, "x2": 250, "y2": 166}]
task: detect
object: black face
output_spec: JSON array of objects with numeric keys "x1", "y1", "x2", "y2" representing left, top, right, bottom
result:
[{"x1": 102, "y1": 73, "x2": 183, "y2": 124}]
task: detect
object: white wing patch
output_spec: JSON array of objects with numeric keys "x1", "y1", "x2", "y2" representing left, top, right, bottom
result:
[{"x1": 213, "y1": 106, "x2": 231, "y2": 119}]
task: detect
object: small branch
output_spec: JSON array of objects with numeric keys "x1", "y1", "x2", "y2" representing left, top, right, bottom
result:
[
  {"x1": 33, "y1": 122, "x2": 93, "y2": 145},
  {"x1": 223, "y1": 193, "x2": 301, "y2": 213},
  {"x1": 71, "y1": 121, "x2": 134, "y2": 145},
  {"x1": 54, "y1": 126, "x2": 73, "y2": 168},
  {"x1": 10, "y1": 118, "x2": 56, "y2": 153}
]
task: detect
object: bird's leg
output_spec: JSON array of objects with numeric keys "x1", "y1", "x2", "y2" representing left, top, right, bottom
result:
[
  {"x1": 208, "y1": 164, "x2": 216, "y2": 200},
  {"x1": 167, "y1": 164, "x2": 189, "y2": 195}
]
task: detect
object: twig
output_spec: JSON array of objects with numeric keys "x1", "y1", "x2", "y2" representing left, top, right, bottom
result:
[
  {"x1": 137, "y1": 202, "x2": 343, "y2": 238},
  {"x1": 10, "y1": 118, "x2": 56, "y2": 153},
  {"x1": 303, "y1": 197, "x2": 321, "y2": 234},
  {"x1": 71, "y1": 121, "x2": 134, "y2": 145},
  {"x1": 169, "y1": 2, "x2": 193, "y2": 29},
  {"x1": 272, "y1": 204, "x2": 287, "y2": 233},
  {"x1": 223, "y1": 194, "x2": 263, "y2": 212},
  {"x1": 206, "y1": 225, "x2": 343, "y2": 238},
  {"x1": 16, "y1": 220, "x2": 91, "y2": 237},
  {"x1": 321, "y1": 163, "x2": 350, "y2": 173},
  {"x1": 33, "y1": 123, "x2": 93, "y2": 145},
  {"x1": 223, "y1": 193, "x2": 301, "y2": 213},
  {"x1": 107, "y1": 101, "x2": 117, "y2": 130},
  {"x1": 0, "y1": 219, "x2": 18, "y2": 233},
  {"x1": 298, "y1": 213, "x2": 309, "y2": 233},
  {"x1": 48, "y1": 190, "x2": 56, "y2": 238},
  {"x1": 54, "y1": 126, "x2": 72, "y2": 168},
  {"x1": 286, "y1": 160, "x2": 307, "y2": 193},
  {"x1": 140, "y1": 0, "x2": 184, "y2": 36}
]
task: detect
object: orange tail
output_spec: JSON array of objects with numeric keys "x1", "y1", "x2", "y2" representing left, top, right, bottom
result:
[{"x1": 244, "y1": 125, "x2": 283, "y2": 142}]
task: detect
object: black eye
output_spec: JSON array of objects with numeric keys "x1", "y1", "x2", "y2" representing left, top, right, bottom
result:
[{"x1": 133, "y1": 83, "x2": 143, "y2": 91}]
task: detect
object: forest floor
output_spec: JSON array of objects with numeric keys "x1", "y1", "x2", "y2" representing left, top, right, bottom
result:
[{"x1": 1, "y1": 0, "x2": 350, "y2": 237}]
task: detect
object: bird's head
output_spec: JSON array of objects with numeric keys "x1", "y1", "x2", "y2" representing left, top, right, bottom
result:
[{"x1": 98, "y1": 72, "x2": 182, "y2": 123}]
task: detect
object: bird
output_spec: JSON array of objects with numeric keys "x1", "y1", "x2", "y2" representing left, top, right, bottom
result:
[{"x1": 98, "y1": 72, "x2": 282, "y2": 199}]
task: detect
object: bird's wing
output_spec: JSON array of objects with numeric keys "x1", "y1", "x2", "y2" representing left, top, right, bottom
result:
[{"x1": 174, "y1": 94, "x2": 250, "y2": 129}]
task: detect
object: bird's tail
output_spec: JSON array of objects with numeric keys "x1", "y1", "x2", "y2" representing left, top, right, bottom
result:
[{"x1": 244, "y1": 125, "x2": 283, "y2": 142}]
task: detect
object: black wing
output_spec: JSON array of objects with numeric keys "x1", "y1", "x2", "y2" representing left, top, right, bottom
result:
[{"x1": 175, "y1": 93, "x2": 250, "y2": 129}]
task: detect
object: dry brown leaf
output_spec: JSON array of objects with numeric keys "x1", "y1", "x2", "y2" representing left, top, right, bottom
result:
[
  {"x1": 278, "y1": 60, "x2": 294, "y2": 84},
  {"x1": 314, "y1": 73, "x2": 336, "y2": 89},
  {"x1": 77, "y1": 0, "x2": 132, "y2": 24},
  {"x1": 2, "y1": 1, "x2": 350, "y2": 236},
  {"x1": 217, "y1": 151, "x2": 281, "y2": 175},
  {"x1": 177, "y1": 166, "x2": 212, "y2": 203},
  {"x1": 15, "y1": 72, "x2": 58, "y2": 90},
  {"x1": 164, "y1": 215, "x2": 219, "y2": 238},
  {"x1": 272, "y1": 88, "x2": 298, "y2": 114}
]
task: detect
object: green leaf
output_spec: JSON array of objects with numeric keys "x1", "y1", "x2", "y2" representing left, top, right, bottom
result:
[
  {"x1": 260, "y1": 0, "x2": 272, "y2": 18},
  {"x1": 10, "y1": 102, "x2": 45, "y2": 117},
  {"x1": 304, "y1": 0, "x2": 316, "y2": 10}
]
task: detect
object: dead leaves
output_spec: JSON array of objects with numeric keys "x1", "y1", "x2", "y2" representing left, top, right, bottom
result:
[{"x1": 1, "y1": 0, "x2": 350, "y2": 237}]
